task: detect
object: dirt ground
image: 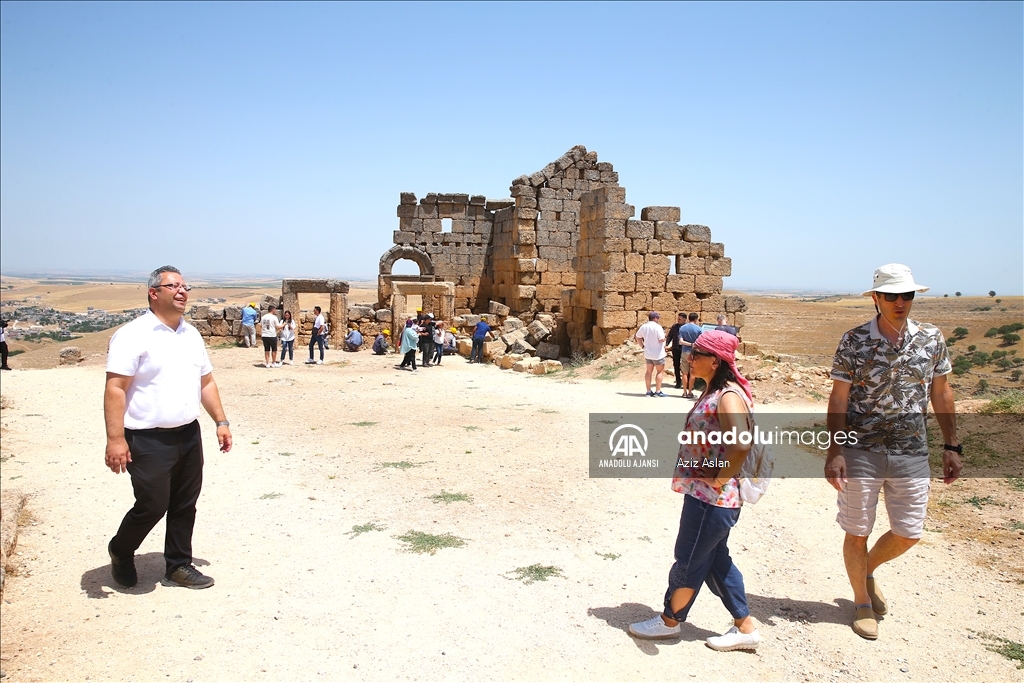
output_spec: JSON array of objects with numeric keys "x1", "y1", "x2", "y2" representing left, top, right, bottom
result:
[{"x1": 1, "y1": 317, "x2": 1022, "y2": 680}]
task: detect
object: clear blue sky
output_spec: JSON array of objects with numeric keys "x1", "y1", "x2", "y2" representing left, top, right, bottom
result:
[{"x1": 1, "y1": 2, "x2": 1021, "y2": 295}]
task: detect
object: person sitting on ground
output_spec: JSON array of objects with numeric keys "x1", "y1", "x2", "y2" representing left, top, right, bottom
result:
[
  {"x1": 443, "y1": 327, "x2": 458, "y2": 355},
  {"x1": 372, "y1": 330, "x2": 390, "y2": 355},
  {"x1": 715, "y1": 314, "x2": 740, "y2": 339},
  {"x1": 344, "y1": 324, "x2": 363, "y2": 352}
]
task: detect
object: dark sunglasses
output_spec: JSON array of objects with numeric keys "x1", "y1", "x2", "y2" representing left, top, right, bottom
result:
[
  {"x1": 691, "y1": 349, "x2": 715, "y2": 358},
  {"x1": 880, "y1": 291, "x2": 915, "y2": 302}
]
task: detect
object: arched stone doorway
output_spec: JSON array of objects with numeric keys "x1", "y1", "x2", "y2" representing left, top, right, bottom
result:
[{"x1": 377, "y1": 245, "x2": 436, "y2": 307}]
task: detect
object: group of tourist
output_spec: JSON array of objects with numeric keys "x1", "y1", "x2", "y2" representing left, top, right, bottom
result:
[
  {"x1": 635, "y1": 310, "x2": 739, "y2": 398},
  {"x1": 243, "y1": 301, "x2": 325, "y2": 367},
  {"x1": 101, "y1": 263, "x2": 963, "y2": 654},
  {"x1": 396, "y1": 311, "x2": 460, "y2": 372}
]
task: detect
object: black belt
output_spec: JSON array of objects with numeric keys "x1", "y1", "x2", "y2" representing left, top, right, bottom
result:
[{"x1": 126, "y1": 420, "x2": 197, "y2": 434}]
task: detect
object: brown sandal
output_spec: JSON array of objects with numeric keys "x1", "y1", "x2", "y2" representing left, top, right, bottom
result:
[{"x1": 852, "y1": 606, "x2": 878, "y2": 640}]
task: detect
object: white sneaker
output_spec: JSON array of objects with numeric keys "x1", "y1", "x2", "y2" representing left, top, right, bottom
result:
[
  {"x1": 628, "y1": 615, "x2": 682, "y2": 639},
  {"x1": 706, "y1": 626, "x2": 760, "y2": 651},
  {"x1": 304, "y1": 359, "x2": 315, "y2": 364},
  {"x1": 316, "y1": 360, "x2": 323, "y2": 365},
  {"x1": 272, "y1": 362, "x2": 282, "y2": 368}
]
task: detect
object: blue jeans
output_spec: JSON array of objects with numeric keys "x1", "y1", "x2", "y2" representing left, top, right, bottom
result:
[
  {"x1": 281, "y1": 339, "x2": 294, "y2": 361},
  {"x1": 432, "y1": 341, "x2": 443, "y2": 364},
  {"x1": 308, "y1": 334, "x2": 325, "y2": 361},
  {"x1": 470, "y1": 338, "x2": 484, "y2": 362},
  {"x1": 664, "y1": 494, "x2": 749, "y2": 622}
]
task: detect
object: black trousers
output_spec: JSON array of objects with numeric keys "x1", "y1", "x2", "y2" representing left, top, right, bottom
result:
[
  {"x1": 0, "y1": 340, "x2": 8, "y2": 368},
  {"x1": 112, "y1": 420, "x2": 204, "y2": 573},
  {"x1": 672, "y1": 346, "x2": 683, "y2": 387}
]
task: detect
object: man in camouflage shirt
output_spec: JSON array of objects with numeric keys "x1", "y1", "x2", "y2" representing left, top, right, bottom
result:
[{"x1": 825, "y1": 264, "x2": 961, "y2": 641}]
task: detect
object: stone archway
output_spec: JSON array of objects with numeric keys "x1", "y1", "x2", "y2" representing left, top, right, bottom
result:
[{"x1": 378, "y1": 245, "x2": 436, "y2": 307}]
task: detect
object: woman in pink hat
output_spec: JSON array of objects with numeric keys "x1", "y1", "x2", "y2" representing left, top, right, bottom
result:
[{"x1": 629, "y1": 330, "x2": 762, "y2": 652}]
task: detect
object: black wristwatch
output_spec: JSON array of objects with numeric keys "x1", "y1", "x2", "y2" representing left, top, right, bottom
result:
[{"x1": 943, "y1": 443, "x2": 962, "y2": 454}]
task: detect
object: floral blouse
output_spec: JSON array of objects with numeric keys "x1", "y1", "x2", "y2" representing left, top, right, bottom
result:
[{"x1": 671, "y1": 384, "x2": 753, "y2": 509}]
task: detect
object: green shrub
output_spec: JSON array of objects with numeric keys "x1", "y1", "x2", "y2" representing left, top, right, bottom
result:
[
  {"x1": 953, "y1": 326, "x2": 969, "y2": 339},
  {"x1": 1011, "y1": 370, "x2": 1022, "y2": 381},
  {"x1": 972, "y1": 352, "x2": 991, "y2": 366},
  {"x1": 985, "y1": 328, "x2": 1000, "y2": 338},
  {"x1": 968, "y1": 345, "x2": 977, "y2": 352},
  {"x1": 1003, "y1": 333, "x2": 1021, "y2": 346}
]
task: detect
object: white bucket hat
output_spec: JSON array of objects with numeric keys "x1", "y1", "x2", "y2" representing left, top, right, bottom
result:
[{"x1": 861, "y1": 263, "x2": 929, "y2": 296}]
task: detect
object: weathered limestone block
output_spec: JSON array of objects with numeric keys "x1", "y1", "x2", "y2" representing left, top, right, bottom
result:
[
  {"x1": 210, "y1": 319, "x2": 230, "y2": 336},
  {"x1": 725, "y1": 296, "x2": 747, "y2": 312},
  {"x1": 659, "y1": 240, "x2": 691, "y2": 256},
  {"x1": 654, "y1": 222, "x2": 682, "y2": 241},
  {"x1": 536, "y1": 341, "x2": 561, "y2": 359},
  {"x1": 223, "y1": 305, "x2": 241, "y2": 321},
  {"x1": 230, "y1": 320, "x2": 242, "y2": 336},
  {"x1": 652, "y1": 292, "x2": 677, "y2": 311},
  {"x1": 457, "y1": 338, "x2": 473, "y2": 357},
  {"x1": 193, "y1": 320, "x2": 212, "y2": 336},
  {"x1": 515, "y1": 285, "x2": 536, "y2": 299},
  {"x1": 486, "y1": 198, "x2": 515, "y2": 210},
  {"x1": 641, "y1": 206, "x2": 681, "y2": 222},
  {"x1": 604, "y1": 328, "x2": 631, "y2": 345},
  {"x1": 488, "y1": 300, "x2": 511, "y2": 316},
  {"x1": 376, "y1": 309, "x2": 392, "y2": 322},
  {"x1": 635, "y1": 273, "x2": 666, "y2": 290},
  {"x1": 625, "y1": 220, "x2": 654, "y2": 239},
  {"x1": 483, "y1": 339, "x2": 507, "y2": 359},
  {"x1": 698, "y1": 294, "x2": 725, "y2": 312},
  {"x1": 500, "y1": 353, "x2": 524, "y2": 369},
  {"x1": 541, "y1": 359, "x2": 564, "y2": 374},
  {"x1": 624, "y1": 291, "x2": 652, "y2": 310},
  {"x1": 208, "y1": 308, "x2": 224, "y2": 320},
  {"x1": 624, "y1": 253, "x2": 644, "y2": 272},
  {"x1": 710, "y1": 242, "x2": 725, "y2": 258},
  {"x1": 674, "y1": 292, "x2": 700, "y2": 310},
  {"x1": 584, "y1": 272, "x2": 635, "y2": 292},
  {"x1": 644, "y1": 254, "x2": 670, "y2": 274},
  {"x1": 508, "y1": 338, "x2": 536, "y2": 355},
  {"x1": 501, "y1": 327, "x2": 528, "y2": 345},
  {"x1": 189, "y1": 305, "x2": 210, "y2": 320},
  {"x1": 694, "y1": 275, "x2": 724, "y2": 294},
  {"x1": 513, "y1": 356, "x2": 542, "y2": 372},
  {"x1": 526, "y1": 320, "x2": 551, "y2": 346},
  {"x1": 706, "y1": 257, "x2": 732, "y2": 276},
  {"x1": 463, "y1": 314, "x2": 481, "y2": 326},
  {"x1": 733, "y1": 312, "x2": 746, "y2": 327},
  {"x1": 594, "y1": 292, "x2": 624, "y2": 311},
  {"x1": 502, "y1": 318, "x2": 525, "y2": 333},
  {"x1": 666, "y1": 274, "x2": 696, "y2": 293},
  {"x1": 596, "y1": 310, "x2": 637, "y2": 328},
  {"x1": 677, "y1": 257, "x2": 706, "y2": 275},
  {"x1": 400, "y1": 192, "x2": 417, "y2": 205},
  {"x1": 348, "y1": 305, "x2": 374, "y2": 321},
  {"x1": 59, "y1": 346, "x2": 82, "y2": 365},
  {"x1": 683, "y1": 224, "x2": 712, "y2": 242}
]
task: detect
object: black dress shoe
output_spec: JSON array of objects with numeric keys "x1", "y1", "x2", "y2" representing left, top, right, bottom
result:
[{"x1": 108, "y1": 538, "x2": 137, "y2": 588}]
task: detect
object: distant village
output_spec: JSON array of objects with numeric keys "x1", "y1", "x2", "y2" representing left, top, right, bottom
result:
[{"x1": 0, "y1": 296, "x2": 226, "y2": 341}]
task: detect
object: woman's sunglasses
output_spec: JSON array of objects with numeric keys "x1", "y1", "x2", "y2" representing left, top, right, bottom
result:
[
  {"x1": 691, "y1": 349, "x2": 716, "y2": 358},
  {"x1": 879, "y1": 291, "x2": 915, "y2": 302}
]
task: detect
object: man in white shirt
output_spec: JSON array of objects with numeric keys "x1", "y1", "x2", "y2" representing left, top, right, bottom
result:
[
  {"x1": 305, "y1": 306, "x2": 326, "y2": 365},
  {"x1": 260, "y1": 304, "x2": 283, "y2": 368},
  {"x1": 104, "y1": 266, "x2": 233, "y2": 590},
  {"x1": 635, "y1": 311, "x2": 668, "y2": 397}
]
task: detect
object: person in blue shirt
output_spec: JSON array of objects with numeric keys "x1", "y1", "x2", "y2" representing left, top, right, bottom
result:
[
  {"x1": 677, "y1": 313, "x2": 704, "y2": 399},
  {"x1": 470, "y1": 319, "x2": 490, "y2": 363},
  {"x1": 240, "y1": 302, "x2": 260, "y2": 348},
  {"x1": 344, "y1": 325, "x2": 363, "y2": 352},
  {"x1": 372, "y1": 330, "x2": 390, "y2": 355}
]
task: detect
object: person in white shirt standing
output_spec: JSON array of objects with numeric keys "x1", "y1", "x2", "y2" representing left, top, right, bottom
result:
[
  {"x1": 306, "y1": 306, "x2": 326, "y2": 365},
  {"x1": 260, "y1": 304, "x2": 283, "y2": 368},
  {"x1": 635, "y1": 311, "x2": 668, "y2": 397},
  {"x1": 104, "y1": 266, "x2": 233, "y2": 590},
  {"x1": 279, "y1": 310, "x2": 297, "y2": 364}
]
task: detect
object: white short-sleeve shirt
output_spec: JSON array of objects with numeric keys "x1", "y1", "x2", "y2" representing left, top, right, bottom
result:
[
  {"x1": 313, "y1": 314, "x2": 325, "y2": 334},
  {"x1": 635, "y1": 321, "x2": 667, "y2": 361},
  {"x1": 260, "y1": 313, "x2": 280, "y2": 338},
  {"x1": 106, "y1": 310, "x2": 213, "y2": 430}
]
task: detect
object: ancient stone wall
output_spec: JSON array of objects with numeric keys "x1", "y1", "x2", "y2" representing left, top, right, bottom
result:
[
  {"x1": 381, "y1": 145, "x2": 747, "y2": 359},
  {"x1": 563, "y1": 187, "x2": 746, "y2": 357}
]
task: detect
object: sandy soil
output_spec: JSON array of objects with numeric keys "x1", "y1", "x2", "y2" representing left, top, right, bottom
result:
[{"x1": 1, "y1": 342, "x2": 1021, "y2": 681}]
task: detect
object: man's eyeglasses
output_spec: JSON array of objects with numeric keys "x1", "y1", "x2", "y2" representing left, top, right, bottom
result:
[
  {"x1": 155, "y1": 283, "x2": 192, "y2": 292},
  {"x1": 880, "y1": 291, "x2": 915, "y2": 302}
]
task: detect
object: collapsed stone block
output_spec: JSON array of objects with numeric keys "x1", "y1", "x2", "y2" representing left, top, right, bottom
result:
[
  {"x1": 500, "y1": 353, "x2": 524, "y2": 369},
  {"x1": 58, "y1": 346, "x2": 82, "y2": 365},
  {"x1": 641, "y1": 206, "x2": 681, "y2": 222},
  {"x1": 513, "y1": 356, "x2": 541, "y2": 372},
  {"x1": 488, "y1": 300, "x2": 511, "y2": 316},
  {"x1": 536, "y1": 341, "x2": 561, "y2": 359},
  {"x1": 526, "y1": 320, "x2": 551, "y2": 346}
]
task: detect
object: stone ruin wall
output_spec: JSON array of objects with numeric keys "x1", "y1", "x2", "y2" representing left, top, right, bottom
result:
[{"x1": 380, "y1": 146, "x2": 752, "y2": 360}]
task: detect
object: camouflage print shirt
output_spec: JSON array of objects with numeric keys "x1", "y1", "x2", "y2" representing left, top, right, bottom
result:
[{"x1": 831, "y1": 317, "x2": 951, "y2": 454}]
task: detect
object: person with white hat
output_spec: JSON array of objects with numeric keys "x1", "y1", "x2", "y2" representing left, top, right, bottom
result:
[{"x1": 824, "y1": 264, "x2": 961, "y2": 640}]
